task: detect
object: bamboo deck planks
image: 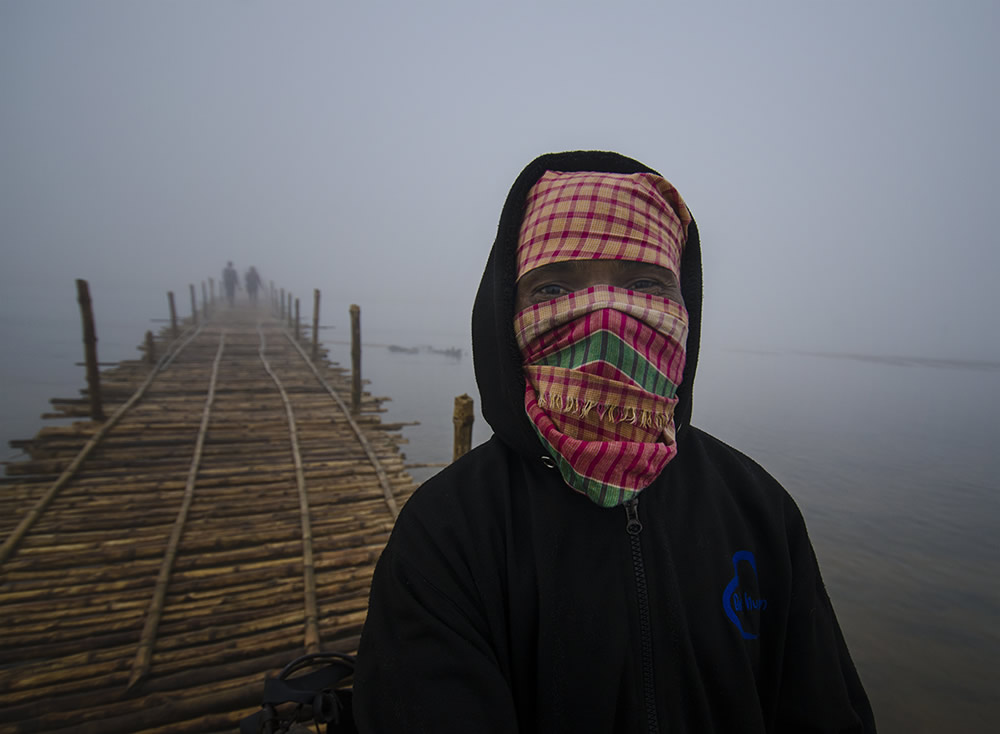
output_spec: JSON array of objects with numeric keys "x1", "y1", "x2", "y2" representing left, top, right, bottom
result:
[{"x1": 0, "y1": 306, "x2": 417, "y2": 733}]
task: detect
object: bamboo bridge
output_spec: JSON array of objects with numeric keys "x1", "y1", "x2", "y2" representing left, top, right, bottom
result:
[{"x1": 0, "y1": 293, "x2": 422, "y2": 733}]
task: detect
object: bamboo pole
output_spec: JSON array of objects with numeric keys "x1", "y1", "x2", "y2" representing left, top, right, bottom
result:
[
  {"x1": 311, "y1": 289, "x2": 320, "y2": 361},
  {"x1": 75, "y1": 279, "x2": 105, "y2": 422},
  {"x1": 201, "y1": 281, "x2": 208, "y2": 318},
  {"x1": 286, "y1": 292, "x2": 293, "y2": 329},
  {"x1": 279, "y1": 288, "x2": 285, "y2": 319},
  {"x1": 128, "y1": 332, "x2": 227, "y2": 690},
  {"x1": 256, "y1": 325, "x2": 320, "y2": 654},
  {"x1": 294, "y1": 297, "x2": 300, "y2": 341},
  {"x1": 208, "y1": 277, "x2": 215, "y2": 305},
  {"x1": 144, "y1": 331, "x2": 155, "y2": 365},
  {"x1": 350, "y1": 304, "x2": 361, "y2": 415},
  {"x1": 189, "y1": 284, "x2": 197, "y2": 324},
  {"x1": 167, "y1": 291, "x2": 179, "y2": 338},
  {"x1": 269, "y1": 281, "x2": 275, "y2": 315},
  {"x1": 281, "y1": 328, "x2": 400, "y2": 520},
  {"x1": 0, "y1": 324, "x2": 205, "y2": 565},
  {"x1": 453, "y1": 394, "x2": 474, "y2": 461}
]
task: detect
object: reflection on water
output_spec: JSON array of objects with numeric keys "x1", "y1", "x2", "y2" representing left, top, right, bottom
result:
[{"x1": 2, "y1": 309, "x2": 997, "y2": 732}]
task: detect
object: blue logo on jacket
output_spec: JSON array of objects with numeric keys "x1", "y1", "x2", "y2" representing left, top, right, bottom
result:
[{"x1": 723, "y1": 550, "x2": 768, "y2": 640}]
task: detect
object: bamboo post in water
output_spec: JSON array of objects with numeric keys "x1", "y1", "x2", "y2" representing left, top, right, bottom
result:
[
  {"x1": 294, "y1": 298, "x2": 300, "y2": 341},
  {"x1": 201, "y1": 281, "x2": 208, "y2": 318},
  {"x1": 453, "y1": 394, "x2": 475, "y2": 461},
  {"x1": 167, "y1": 291, "x2": 179, "y2": 338},
  {"x1": 350, "y1": 304, "x2": 362, "y2": 414},
  {"x1": 189, "y1": 284, "x2": 197, "y2": 324},
  {"x1": 311, "y1": 289, "x2": 321, "y2": 361},
  {"x1": 144, "y1": 330, "x2": 155, "y2": 365},
  {"x1": 75, "y1": 279, "x2": 105, "y2": 422}
]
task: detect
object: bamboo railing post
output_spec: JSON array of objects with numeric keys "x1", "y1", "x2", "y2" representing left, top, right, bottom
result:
[
  {"x1": 294, "y1": 298, "x2": 300, "y2": 341},
  {"x1": 280, "y1": 288, "x2": 285, "y2": 320},
  {"x1": 270, "y1": 281, "x2": 275, "y2": 314},
  {"x1": 75, "y1": 279, "x2": 105, "y2": 422},
  {"x1": 167, "y1": 291, "x2": 179, "y2": 338},
  {"x1": 453, "y1": 394, "x2": 475, "y2": 461},
  {"x1": 209, "y1": 277, "x2": 215, "y2": 305},
  {"x1": 144, "y1": 330, "x2": 155, "y2": 365},
  {"x1": 287, "y1": 293, "x2": 293, "y2": 329},
  {"x1": 350, "y1": 304, "x2": 361, "y2": 414},
  {"x1": 311, "y1": 289, "x2": 320, "y2": 361},
  {"x1": 201, "y1": 281, "x2": 208, "y2": 318},
  {"x1": 189, "y1": 284, "x2": 197, "y2": 324}
]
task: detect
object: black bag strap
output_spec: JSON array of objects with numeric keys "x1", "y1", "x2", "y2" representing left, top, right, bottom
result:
[{"x1": 240, "y1": 653, "x2": 356, "y2": 734}]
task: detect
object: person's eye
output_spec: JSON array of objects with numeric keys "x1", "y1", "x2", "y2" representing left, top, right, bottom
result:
[
  {"x1": 627, "y1": 278, "x2": 664, "y2": 292},
  {"x1": 535, "y1": 283, "x2": 569, "y2": 299}
]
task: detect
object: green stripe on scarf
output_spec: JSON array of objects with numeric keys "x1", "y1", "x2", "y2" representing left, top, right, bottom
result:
[
  {"x1": 531, "y1": 424, "x2": 633, "y2": 508},
  {"x1": 534, "y1": 329, "x2": 678, "y2": 398}
]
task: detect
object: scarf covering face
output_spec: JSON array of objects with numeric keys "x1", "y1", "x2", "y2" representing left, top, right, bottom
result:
[{"x1": 515, "y1": 171, "x2": 690, "y2": 507}]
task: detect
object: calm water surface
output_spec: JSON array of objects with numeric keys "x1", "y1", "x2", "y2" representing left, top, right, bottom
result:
[{"x1": 2, "y1": 304, "x2": 997, "y2": 733}]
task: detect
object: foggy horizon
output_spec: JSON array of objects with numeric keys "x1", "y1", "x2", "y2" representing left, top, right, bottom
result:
[{"x1": 3, "y1": 1, "x2": 999, "y2": 365}]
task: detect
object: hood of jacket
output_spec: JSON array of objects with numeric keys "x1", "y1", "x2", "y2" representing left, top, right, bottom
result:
[{"x1": 472, "y1": 150, "x2": 703, "y2": 460}]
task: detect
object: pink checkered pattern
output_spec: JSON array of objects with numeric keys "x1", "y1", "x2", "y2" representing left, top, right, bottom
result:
[
  {"x1": 516, "y1": 285, "x2": 689, "y2": 506},
  {"x1": 516, "y1": 171, "x2": 691, "y2": 279}
]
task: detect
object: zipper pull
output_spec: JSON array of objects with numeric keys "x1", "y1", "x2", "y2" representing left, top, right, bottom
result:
[{"x1": 624, "y1": 498, "x2": 642, "y2": 536}]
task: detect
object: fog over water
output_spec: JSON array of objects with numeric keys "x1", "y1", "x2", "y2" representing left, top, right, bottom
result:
[{"x1": 2, "y1": 2, "x2": 999, "y2": 732}]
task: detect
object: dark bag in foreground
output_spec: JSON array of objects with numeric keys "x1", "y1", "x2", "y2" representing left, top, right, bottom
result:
[{"x1": 240, "y1": 652, "x2": 357, "y2": 734}]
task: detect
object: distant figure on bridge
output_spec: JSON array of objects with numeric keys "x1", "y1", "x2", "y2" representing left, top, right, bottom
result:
[
  {"x1": 222, "y1": 261, "x2": 240, "y2": 307},
  {"x1": 245, "y1": 266, "x2": 262, "y2": 306}
]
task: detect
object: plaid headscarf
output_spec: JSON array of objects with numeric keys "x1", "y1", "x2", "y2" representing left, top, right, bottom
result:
[
  {"x1": 517, "y1": 171, "x2": 690, "y2": 277},
  {"x1": 516, "y1": 171, "x2": 690, "y2": 507}
]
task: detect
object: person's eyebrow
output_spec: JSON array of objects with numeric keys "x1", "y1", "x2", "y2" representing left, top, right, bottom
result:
[{"x1": 516, "y1": 261, "x2": 577, "y2": 282}]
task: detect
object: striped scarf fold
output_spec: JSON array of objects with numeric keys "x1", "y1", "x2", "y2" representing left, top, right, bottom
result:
[{"x1": 516, "y1": 287, "x2": 688, "y2": 507}]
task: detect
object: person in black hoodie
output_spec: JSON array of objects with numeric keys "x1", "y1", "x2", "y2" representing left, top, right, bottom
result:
[{"x1": 354, "y1": 151, "x2": 876, "y2": 733}]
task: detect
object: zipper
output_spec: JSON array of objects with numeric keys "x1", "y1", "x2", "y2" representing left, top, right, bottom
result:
[{"x1": 624, "y1": 497, "x2": 660, "y2": 733}]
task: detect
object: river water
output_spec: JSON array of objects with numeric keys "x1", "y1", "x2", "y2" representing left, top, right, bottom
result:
[{"x1": 1, "y1": 298, "x2": 997, "y2": 733}]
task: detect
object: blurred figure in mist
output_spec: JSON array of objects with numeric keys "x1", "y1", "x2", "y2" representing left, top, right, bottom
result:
[
  {"x1": 245, "y1": 266, "x2": 262, "y2": 306},
  {"x1": 222, "y1": 261, "x2": 240, "y2": 307}
]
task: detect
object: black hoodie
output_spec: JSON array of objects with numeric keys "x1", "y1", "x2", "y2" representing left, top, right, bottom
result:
[{"x1": 354, "y1": 151, "x2": 876, "y2": 733}]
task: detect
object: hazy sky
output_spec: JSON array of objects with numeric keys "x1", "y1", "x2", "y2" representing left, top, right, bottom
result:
[{"x1": 2, "y1": 0, "x2": 998, "y2": 360}]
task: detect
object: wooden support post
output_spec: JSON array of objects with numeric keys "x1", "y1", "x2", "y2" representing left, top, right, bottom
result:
[
  {"x1": 144, "y1": 330, "x2": 155, "y2": 365},
  {"x1": 167, "y1": 291, "x2": 179, "y2": 338},
  {"x1": 209, "y1": 278, "x2": 215, "y2": 305},
  {"x1": 350, "y1": 304, "x2": 362, "y2": 414},
  {"x1": 311, "y1": 289, "x2": 320, "y2": 361},
  {"x1": 270, "y1": 281, "x2": 275, "y2": 314},
  {"x1": 201, "y1": 281, "x2": 208, "y2": 318},
  {"x1": 453, "y1": 394, "x2": 475, "y2": 461},
  {"x1": 294, "y1": 298, "x2": 300, "y2": 341},
  {"x1": 75, "y1": 279, "x2": 105, "y2": 422},
  {"x1": 280, "y1": 288, "x2": 285, "y2": 319},
  {"x1": 189, "y1": 284, "x2": 197, "y2": 324},
  {"x1": 287, "y1": 292, "x2": 293, "y2": 329}
]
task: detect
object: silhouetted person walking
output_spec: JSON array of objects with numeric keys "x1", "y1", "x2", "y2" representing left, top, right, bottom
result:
[
  {"x1": 245, "y1": 266, "x2": 262, "y2": 306},
  {"x1": 222, "y1": 261, "x2": 239, "y2": 307}
]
